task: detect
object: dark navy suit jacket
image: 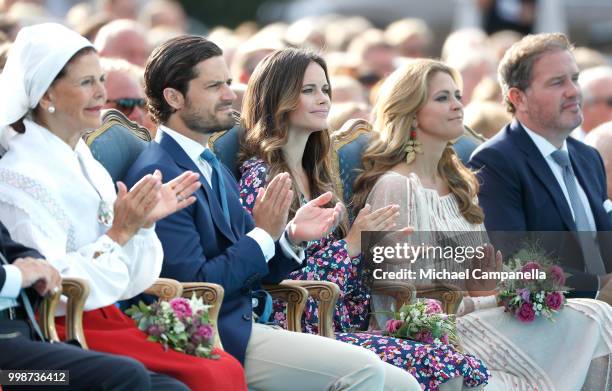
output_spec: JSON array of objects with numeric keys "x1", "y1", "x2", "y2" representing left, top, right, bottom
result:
[
  {"x1": 0, "y1": 221, "x2": 45, "y2": 334},
  {"x1": 123, "y1": 132, "x2": 300, "y2": 364},
  {"x1": 0, "y1": 221, "x2": 43, "y2": 291},
  {"x1": 468, "y1": 120, "x2": 612, "y2": 296}
]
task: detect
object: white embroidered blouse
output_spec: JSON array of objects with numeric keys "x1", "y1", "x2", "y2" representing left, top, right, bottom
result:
[{"x1": 0, "y1": 119, "x2": 163, "y2": 312}]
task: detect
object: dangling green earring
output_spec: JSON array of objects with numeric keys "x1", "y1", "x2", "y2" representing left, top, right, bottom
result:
[{"x1": 405, "y1": 121, "x2": 423, "y2": 164}]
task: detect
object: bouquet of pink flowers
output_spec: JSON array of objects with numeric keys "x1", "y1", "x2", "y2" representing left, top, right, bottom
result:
[
  {"x1": 497, "y1": 246, "x2": 571, "y2": 323},
  {"x1": 384, "y1": 299, "x2": 459, "y2": 347},
  {"x1": 126, "y1": 294, "x2": 219, "y2": 359}
]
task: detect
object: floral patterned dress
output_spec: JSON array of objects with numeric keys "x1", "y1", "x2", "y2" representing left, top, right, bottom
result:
[{"x1": 238, "y1": 157, "x2": 490, "y2": 390}]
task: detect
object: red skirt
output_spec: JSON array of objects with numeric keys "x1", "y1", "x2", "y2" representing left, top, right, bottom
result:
[{"x1": 56, "y1": 305, "x2": 247, "y2": 391}]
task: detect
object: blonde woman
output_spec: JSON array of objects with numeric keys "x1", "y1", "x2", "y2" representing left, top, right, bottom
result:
[{"x1": 353, "y1": 58, "x2": 612, "y2": 391}]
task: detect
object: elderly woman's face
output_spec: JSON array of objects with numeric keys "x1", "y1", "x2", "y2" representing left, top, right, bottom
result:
[{"x1": 46, "y1": 51, "x2": 106, "y2": 133}]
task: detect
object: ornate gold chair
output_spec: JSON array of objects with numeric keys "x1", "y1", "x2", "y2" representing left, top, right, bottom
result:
[
  {"x1": 38, "y1": 277, "x2": 89, "y2": 344},
  {"x1": 83, "y1": 109, "x2": 318, "y2": 339},
  {"x1": 38, "y1": 277, "x2": 231, "y2": 350},
  {"x1": 330, "y1": 119, "x2": 464, "y2": 314},
  {"x1": 271, "y1": 280, "x2": 340, "y2": 338}
]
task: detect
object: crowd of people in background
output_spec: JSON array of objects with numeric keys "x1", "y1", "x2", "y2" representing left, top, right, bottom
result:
[{"x1": 1, "y1": 0, "x2": 609, "y2": 152}]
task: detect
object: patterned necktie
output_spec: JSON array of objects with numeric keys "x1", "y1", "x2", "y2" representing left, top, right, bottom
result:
[
  {"x1": 551, "y1": 149, "x2": 606, "y2": 275},
  {"x1": 200, "y1": 149, "x2": 230, "y2": 224}
]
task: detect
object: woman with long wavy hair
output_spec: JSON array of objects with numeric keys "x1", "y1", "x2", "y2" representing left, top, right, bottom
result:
[
  {"x1": 238, "y1": 48, "x2": 490, "y2": 391},
  {"x1": 353, "y1": 58, "x2": 612, "y2": 391}
]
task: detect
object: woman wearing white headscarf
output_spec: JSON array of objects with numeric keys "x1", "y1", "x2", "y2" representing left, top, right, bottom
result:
[{"x1": 0, "y1": 23, "x2": 246, "y2": 391}]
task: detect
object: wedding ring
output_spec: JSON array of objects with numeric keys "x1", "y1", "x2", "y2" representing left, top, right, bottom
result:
[{"x1": 176, "y1": 194, "x2": 185, "y2": 202}]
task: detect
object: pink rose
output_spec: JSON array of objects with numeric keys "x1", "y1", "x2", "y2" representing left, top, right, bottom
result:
[
  {"x1": 549, "y1": 265, "x2": 566, "y2": 286},
  {"x1": 516, "y1": 302, "x2": 536, "y2": 323},
  {"x1": 521, "y1": 261, "x2": 540, "y2": 281},
  {"x1": 545, "y1": 291, "x2": 564, "y2": 311},
  {"x1": 385, "y1": 319, "x2": 404, "y2": 334},
  {"x1": 197, "y1": 324, "x2": 214, "y2": 340},
  {"x1": 425, "y1": 299, "x2": 443, "y2": 314},
  {"x1": 170, "y1": 298, "x2": 192, "y2": 320}
]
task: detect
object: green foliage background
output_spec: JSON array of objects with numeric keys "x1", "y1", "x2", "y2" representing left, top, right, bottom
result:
[{"x1": 182, "y1": 0, "x2": 287, "y2": 29}]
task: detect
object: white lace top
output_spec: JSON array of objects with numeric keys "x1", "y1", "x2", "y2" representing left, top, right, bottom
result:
[
  {"x1": 367, "y1": 171, "x2": 482, "y2": 233},
  {"x1": 367, "y1": 171, "x2": 494, "y2": 318}
]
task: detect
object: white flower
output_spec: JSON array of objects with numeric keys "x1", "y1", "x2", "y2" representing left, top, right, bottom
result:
[
  {"x1": 189, "y1": 293, "x2": 212, "y2": 313},
  {"x1": 173, "y1": 322, "x2": 185, "y2": 333},
  {"x1": 400, "y1": 312, "x2": 406, "y2": 321}
]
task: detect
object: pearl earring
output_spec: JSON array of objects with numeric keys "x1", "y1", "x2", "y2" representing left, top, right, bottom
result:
[{"x1": 47, "y1": 106, "x2": 56, "y2": 114}]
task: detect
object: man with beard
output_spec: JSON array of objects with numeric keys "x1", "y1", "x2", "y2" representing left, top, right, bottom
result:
[
  {"x1": 123, "y1": 35, "x2": 419, "y2": 391},
  {"x1": 469, "y1": 33, "x2": 612, "y2": 302}
]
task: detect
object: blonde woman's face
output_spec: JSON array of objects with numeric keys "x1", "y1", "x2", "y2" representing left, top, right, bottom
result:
[{"x1": 415, "y1": 71, "x2": 464, "y2": 141}]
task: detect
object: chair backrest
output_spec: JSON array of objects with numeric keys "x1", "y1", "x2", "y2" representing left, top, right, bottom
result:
[
  {"x1": 453, "y1": 125, "x2": 485, "y2": 164},
  {"x1": 330, "y1": 118, "x2": 372, "y2": 206},
  {"x1": 207, "y1": 125, "x2": 245, "y2": 181},
  {"x1": 83, "y1": 109, "x2": 151, "y2": 183}
]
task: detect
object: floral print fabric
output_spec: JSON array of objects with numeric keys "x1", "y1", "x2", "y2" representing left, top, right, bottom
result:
[{"x1": 238, "y1": 157, "x2": 489, "y2": 390}]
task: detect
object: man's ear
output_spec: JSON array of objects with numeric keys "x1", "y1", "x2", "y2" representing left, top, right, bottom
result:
[
  {"x1": 507, "y1": 87, "x2": 526, "y2": 114},
  {"x1": 163, "y1": 87, "x2": 184, "y2": 111}
]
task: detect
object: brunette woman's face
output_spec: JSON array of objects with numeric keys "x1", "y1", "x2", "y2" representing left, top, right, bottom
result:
[
  {"x1": 45, "y1": 52, "x2": 107, "y2": 133},
  {"x1": 288, "y1": 62, "x2": 331, "y2": 133},
  {"x1": 415, "y1": 71, "x2": 464, "y2": 141}
]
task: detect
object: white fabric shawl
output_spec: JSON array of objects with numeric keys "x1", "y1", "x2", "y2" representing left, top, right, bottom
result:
[{"x1": 0, "y1": 23, "x2": 92, "y2": 129}]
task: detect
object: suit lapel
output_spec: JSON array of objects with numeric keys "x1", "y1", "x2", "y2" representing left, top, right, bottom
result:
[
  {"x1": 158, "y1": 133, "x2": 236, "y2": 242},
  {"x1": 510, "y1": 121, "x2": 576, "y2": 230}
]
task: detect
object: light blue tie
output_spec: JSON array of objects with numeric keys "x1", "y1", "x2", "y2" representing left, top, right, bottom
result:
[
  {"x1": 551, "y1": 149, "x2": 606, "y2": 275},
  {"x1": 200, "y1": 149, "x2": 230, "y2": 224}
]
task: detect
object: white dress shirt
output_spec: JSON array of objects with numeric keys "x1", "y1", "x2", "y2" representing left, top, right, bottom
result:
[
  {"x1": 523, "y1": 123, "x2": 602, "y2": 295},
  {"x1": 523, "y1": 124, "x2": 597, "y2": 231},
  {"x1": 0, "y1": 264, "x2": 21, "y2": 310},
  {"x1": 157, "y1": 126, "x2": 303, "y2": 264}
]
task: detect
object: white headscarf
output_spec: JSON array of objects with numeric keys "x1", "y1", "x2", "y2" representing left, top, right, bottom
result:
[{"x1": 0, "y1": 23, "x2": 93, "y2": 128}]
